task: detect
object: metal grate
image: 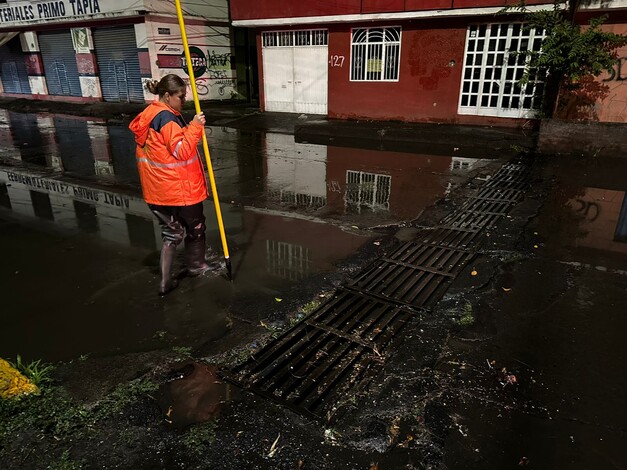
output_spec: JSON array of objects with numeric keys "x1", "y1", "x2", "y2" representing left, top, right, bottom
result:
[
  {"x1": 223, "y1": 159, "x2": 531, "y2": 420},
  {"x1": 348, "y1": 243, "x2": 475, "y2": 308},
  {"x1": 223, "y1": 290, "x2": 412, "y2": 420}
]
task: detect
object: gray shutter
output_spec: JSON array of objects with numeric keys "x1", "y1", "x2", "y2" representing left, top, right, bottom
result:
[
  {"x1": 39, "y1": 31, "x2": 82, "y2": 97},
  {"x1": 93, "y1": 27, "x2": 144, "y2": 103},
  {"x1": 0, "y1": 37, "x2": 32, "y2": 94}
]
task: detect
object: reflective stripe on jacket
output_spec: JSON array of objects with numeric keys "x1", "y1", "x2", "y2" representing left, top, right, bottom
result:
[{"x1": 129, "y1": 101, "x2": 208, "y2": 206}]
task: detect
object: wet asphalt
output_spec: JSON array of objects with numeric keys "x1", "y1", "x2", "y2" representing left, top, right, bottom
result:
[{"x1": 0, "y1": 102, "x2": 626, "y2": 469}]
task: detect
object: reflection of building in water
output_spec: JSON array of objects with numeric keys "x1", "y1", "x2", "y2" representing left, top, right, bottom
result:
[
  {"x1": 0, "y1": 167, "x2": 159, "y2": 250},
  {"x1": 569, "y1": 188, "x2": 627, "y2": 254},
  {"x1": 327, "y1": 147, "x2": 451, "y2": 220},
  {"x1": 266, "y1": 240, "x2": 312, "y2": 281},
  {"x1": 345, "y1": 170, "x2": 391, "y2": 214},
  {"x1": 264, "y1": 133, "x2": 327, "y2": 209},
  {"x1": 236, "y1": 210, "x2": 367, "y2": 286},
  {"x1": 0, "y1": 167, "x2": 242, "y2": 253},
  {"x1": 450, "y1": 157, "x2": 485, "y2": 172},
  {"x1": 3, "y1": 112, "x2": 140, "y2": 185}
]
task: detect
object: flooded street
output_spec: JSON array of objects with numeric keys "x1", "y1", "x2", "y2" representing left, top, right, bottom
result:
[
  {"x1": 435, "y1": 155, "x2": 627, "y2": 469},
  {"x1": 2, "y1": 106, "x2": 626, "y2": 470},
  {"x1": 0, "y1": 110, "x2": 491, "y2": 363}
]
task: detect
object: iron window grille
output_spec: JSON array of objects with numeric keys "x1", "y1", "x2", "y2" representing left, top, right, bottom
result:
[
  {"x1": 262, "y1": 30, "x2": 328, "y2": 48},
  {"x1": 345, "y1": 170, "x2": 391, "y2": 213},
  {"x1": 458, "y1": 23, "x2": 546, "y2": 118},
  {"x1": 350, "y1": 27, "x2": 401, "y2": 82},
  {"x1": 266, "y1": 240, "x2": 312, "y2": 281}
]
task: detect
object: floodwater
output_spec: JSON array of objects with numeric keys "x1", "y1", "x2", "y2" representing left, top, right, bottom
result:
[
  {"x1": 0, "y1": 110, "x2": 491, "y2": 364},
  {"x1": 439, "y1": 155, "x2": 627, "y2": 469}
]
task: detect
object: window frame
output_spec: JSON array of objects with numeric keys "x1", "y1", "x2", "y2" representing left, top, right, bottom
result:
[
  {"x1": 350, "y1": 26, "x2": 402, "y2": 83},
  {"x1": 457, "y1": 22, "x2": 546, "y2": 119}
]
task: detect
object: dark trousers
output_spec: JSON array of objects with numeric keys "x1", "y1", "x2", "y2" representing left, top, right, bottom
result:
[{"x1": 148, "y1": 202, "x2": 206, "y2": 246}]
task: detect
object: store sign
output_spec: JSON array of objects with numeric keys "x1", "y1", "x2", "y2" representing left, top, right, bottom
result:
[
  {"x1": 0, "y1": 0, "x2": 128, "y2": 25},
  {"x1": 181, "y1": 46, "x2": 207, "y2": 77}
]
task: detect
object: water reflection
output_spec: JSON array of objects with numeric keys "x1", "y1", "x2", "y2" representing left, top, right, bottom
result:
[
  {"x1": 567, "y1": 188, "x2": 627, "y2": 255},
  {"x1": 0, "y1": 111, "x2": 492, "y2": 226}
]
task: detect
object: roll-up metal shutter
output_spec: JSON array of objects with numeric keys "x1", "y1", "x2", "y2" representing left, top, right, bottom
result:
[
  {"x1": 93, "y1": 27, "x2": 144, "y2": 103},
  {"x1": 39, "y1": 31, "x2": 82, "y2": 97},
  {"x1": 0, "y1": 37, "x2": 32, "y2": 94}
]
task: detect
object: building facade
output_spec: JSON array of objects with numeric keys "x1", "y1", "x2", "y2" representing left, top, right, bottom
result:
[
  {"x1": 0, "y1": 0, "x2": 239, "y2": 103},
  {"x1": 230, "y1": 0, "x2": 627, "y2": 126}
]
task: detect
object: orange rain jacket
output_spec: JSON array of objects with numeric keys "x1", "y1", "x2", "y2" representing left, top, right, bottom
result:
[{"x1": 129, "y1": 101, "x2": 208, "y2": 206}]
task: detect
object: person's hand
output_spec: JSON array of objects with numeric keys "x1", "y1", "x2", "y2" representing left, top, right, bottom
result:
[{"x1": 192, "y1": 112, "x2": 206, "y2": 126}]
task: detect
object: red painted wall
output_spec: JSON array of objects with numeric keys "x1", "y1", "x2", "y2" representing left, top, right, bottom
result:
[
  {"x1": 231, "y1": 0, "x2": 552, "y2": 20},
  {"x1": 328, "y1": 20, "x2": 467, "y2": 123},
  {"x1": 231, "y1": 0, "x2": 361, "y2": 21}
]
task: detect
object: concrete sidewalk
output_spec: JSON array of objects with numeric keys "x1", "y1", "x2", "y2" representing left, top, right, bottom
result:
[{"x1": 0, "y1": 97, "x2": 537, "y2": 157}]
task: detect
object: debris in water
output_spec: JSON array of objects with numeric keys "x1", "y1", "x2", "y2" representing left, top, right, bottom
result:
[
  {"x1": 502, "y1": 287, "x2": 512, "y2": 292},
  {"x1": 518, "y1": 456, "x2": 529, "y2": 466},
  {"x1": 275, "y1": 298, "x2": 282, "y2": 302},
  {"x1": 471, "y1": 269, "x2": 478, "y2": 276},
  {"x1": 267, "y1": 433, "x2": 281, "y2": 458},
  {"x1": 497, "y1": 368, "x2": 518, "y2": 387}
]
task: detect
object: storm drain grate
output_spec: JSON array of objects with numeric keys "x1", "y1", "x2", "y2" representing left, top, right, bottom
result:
[
  {"x1": 346, "y1": 242, "x2": 475, "y2": 307},
  {"x1": 222, "y1": 290, "x2": 412, "y2": 420},
  {"x1": 223, "y1": 159, "x2": 531, "y2": 421}
]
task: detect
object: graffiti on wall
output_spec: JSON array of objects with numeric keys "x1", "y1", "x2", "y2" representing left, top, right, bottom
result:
[{"x1": 156, "y1": 44, "x2": 236, "y2": 99}]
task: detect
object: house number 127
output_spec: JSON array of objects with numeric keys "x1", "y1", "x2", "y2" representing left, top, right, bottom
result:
[{"x1": 329, "y1": 55, "x2": 345, "y2": 67}]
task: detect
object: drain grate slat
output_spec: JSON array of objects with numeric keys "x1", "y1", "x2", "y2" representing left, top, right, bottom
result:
[
  {"x1": 440, "y1": 211, "x2": 503, "y2": 229},
  {"x1": 417, "y1": 227, "x2": 483, "y2": 249},
  {"x1": 381, "y1": 257, "x2": 455, "y2": 277}
]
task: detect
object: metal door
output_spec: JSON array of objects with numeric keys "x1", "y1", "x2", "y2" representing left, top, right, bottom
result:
[
  {"x1": 293, "y1": 46, "x2": 328, "y2": 114},
  {"x1": 39, "y1": 31, "x2": 82, "y2": 97},
  {"x1": 93, "y1": 26, "x2": 143, "y2": 103},
  {"x1": 262, "y1": 30, "x2": 328, "y2": 114},
  {"x1": 263, "y1": 47, "x2": 295, "y2": 112},
  {"x1": 0, "y1": 38, "x2": 32, "y2": 94}
]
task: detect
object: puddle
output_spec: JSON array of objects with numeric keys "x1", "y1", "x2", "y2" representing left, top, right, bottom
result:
[
  {"x1": 158, "y1": 362, "x2": 234, "y2": 429},
  {"x1": 0, "y1": 109, "x2": 495, "y2": 363}
]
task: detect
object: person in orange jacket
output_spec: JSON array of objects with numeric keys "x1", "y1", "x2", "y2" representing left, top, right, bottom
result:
[{"x1": 129, "y1": 74, "x2": 210, "y2": 295}]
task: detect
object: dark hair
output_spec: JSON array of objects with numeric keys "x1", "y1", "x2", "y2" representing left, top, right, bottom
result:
[{"x1": 145, "y1": 74, "x2": 186, "y2": 97}]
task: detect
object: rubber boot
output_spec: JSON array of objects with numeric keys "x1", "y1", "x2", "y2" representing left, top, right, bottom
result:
[
  {"x1": 185, "y1": 237, "x2": 210, "y2": 276},
  {"x1": 159, "y1": 242, "x2": 179, "y2": 295}
]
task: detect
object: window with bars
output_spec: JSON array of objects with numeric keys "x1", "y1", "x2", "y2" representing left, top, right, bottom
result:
[
  {"x1": 459, "y1": 23, "x2": 546, "y2": 118},
  {"x1": 351, "y1": 27, "x2": 401, "y2": 81},
  {"x1": 266, "y1": 240, "x2": 312, "y2": 281},
  {"x1": 262, "y1": 30, "x2": 328, "y2": 48},
  {"x1": 345, "y1": 170, "x2": 391, "y2": 213}
]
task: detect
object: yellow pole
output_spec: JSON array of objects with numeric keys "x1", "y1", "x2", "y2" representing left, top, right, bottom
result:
[{"x1": 174, "y1": 0, "x2": 231, "y2": 279}]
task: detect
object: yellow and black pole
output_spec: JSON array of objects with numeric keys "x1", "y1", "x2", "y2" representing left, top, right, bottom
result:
[{"x1": 174, "y1": 0, "x2": 232, "y2": 280}]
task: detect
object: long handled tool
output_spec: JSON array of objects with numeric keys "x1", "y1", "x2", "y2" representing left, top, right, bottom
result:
[{"x1": 174, "y1": 0, "x2": 232, "y2": 280}]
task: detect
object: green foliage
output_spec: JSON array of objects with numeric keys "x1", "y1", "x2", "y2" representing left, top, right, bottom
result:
[
  {"x1": 172, "y1": 346, "x2": 193, "y2": 359},
  {"x1": 0, "y1": 379, "x2": 158, "y2": 447},
  {"x1": 91, "y1": 379, "x2": 159, "y2": 421},
  {"x1": 502, "y1": 1, "x2": 627, "y2": 114},
  {"x1": 0, "y1": 386, "x2": 88, "y2": 443},
  {"x1": 48, "y1": 450, "x2": 85, "y2": 470},
  {"x1": 521, "y1": 6, "x2": 627, "y2": 82},
  {"x1": 9, "y1": 354, "x2": 55, "y2": 387},
  {"x1": 182, "y1": 421, "x2": 217, "y2": 456}
]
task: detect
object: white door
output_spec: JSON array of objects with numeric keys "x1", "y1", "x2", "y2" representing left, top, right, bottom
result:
[
  {"x1": 263, "y1": 47, "x2": 295, "y2": 112},
  {"x1": 293, "y1": 46, "x2": 328, "y2": 114},
  {"x1": 262, "y1": 30, "x2": 328, "y2": 114}
]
